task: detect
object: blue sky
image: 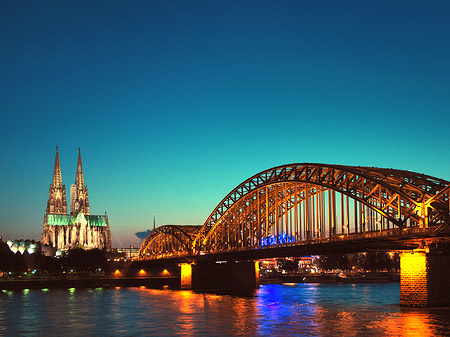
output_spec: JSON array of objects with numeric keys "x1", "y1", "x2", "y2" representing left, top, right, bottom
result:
[{"x1": 1, "y1": 1, "x2": 449, "y2": 247}]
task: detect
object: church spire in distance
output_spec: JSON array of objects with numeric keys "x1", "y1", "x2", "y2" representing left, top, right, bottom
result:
[
  {"x1": 75, "y1": 147, "x2": 85, "y2": 187},
  {"x1": 71, "y1": 147, "x2": 90, "y2": 215},
  {"x1": 52, "y1": 145, "x2": 63, "y2": 187},
  {"x1": 46, "y1": 145, "x2": 67, "y2": 214}
]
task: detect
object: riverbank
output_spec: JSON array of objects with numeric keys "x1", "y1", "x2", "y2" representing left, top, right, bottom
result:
[
  {"x1": 0, "y1": 277, "x2": 179, "y2": 290},
  {"x1": 0, "y1": 272, "x2": 400, "y2": 290}
]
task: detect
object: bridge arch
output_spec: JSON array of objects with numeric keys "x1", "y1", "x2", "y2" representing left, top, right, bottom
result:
[
  {"x1": 138, "y1": 163, "x2": 449, "y2": 259},
  {"x1": 138, "y1": 225, "x2": 201, "y2": 259},
  {"x1": 193, "y1": 163, "x2": 450, "y2": 251}
]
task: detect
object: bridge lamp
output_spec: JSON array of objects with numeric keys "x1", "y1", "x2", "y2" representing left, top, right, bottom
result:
[
  {"x1": 138, "y1": 269, "x2": 147, "y2": 276},
  {"x1": 162, "y1": 269, "x2": 170, "y2": 276}
]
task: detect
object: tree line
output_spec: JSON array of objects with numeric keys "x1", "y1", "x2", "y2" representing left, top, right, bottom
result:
[{"x1": 0, "y1": 241, "x2": 111, "y2": 276}]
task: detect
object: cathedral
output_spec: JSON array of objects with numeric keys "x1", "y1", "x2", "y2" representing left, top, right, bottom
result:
[{"x1": 41, "y1": 147, "x2": 112, "y2": 251}]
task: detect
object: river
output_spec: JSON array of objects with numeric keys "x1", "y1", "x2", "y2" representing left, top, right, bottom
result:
[{"x1": 1, "y1": 283, "x2": 450, "y2": 336}]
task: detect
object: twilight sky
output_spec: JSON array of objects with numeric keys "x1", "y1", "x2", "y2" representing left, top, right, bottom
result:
[{"x1": 1, "y1": 1, "x2": 449, "y2": 247}]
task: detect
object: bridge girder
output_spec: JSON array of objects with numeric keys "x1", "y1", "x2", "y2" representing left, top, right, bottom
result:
[
  {"x1": 195, "y1": 164, "x2": 450, "y2": 250},
  {"x1": 138, "y1": 225, "x2": 201, "y2": 259},
  {"x1": 139, "y1": 164, "x2": 450, "y2": 260}
]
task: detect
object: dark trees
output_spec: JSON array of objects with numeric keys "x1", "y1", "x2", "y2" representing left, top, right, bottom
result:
[{"x1": 64, "y1": 248, "x2": 107, "y2": 273}]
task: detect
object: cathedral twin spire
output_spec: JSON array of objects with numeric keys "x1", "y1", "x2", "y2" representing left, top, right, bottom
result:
[
  {"x1": 75, "y1": 148, "x2": 85, "y2": 188},
  {"x1": 52, "y1": 146, "x2": 63, "y2": 188},
  {"x1": 72, "y1": 148, "x2": 90, "y2": 215},
  {"x1": 46, "y1": 146, "x2": 89, "y2": 215},
  {"x1": 47, "y1": 146, "x2": 67, "y2": 214}
]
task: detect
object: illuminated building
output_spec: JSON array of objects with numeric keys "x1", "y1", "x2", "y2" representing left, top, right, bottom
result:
[
  {"x1": 6, "y1": 239, "x2": 39, "y2": 255},
  {"x1": 41, "y1": 147, "x2": 112, "y2": 251},
  {"x1": 117, "y1": 247, "x2": 140, "y2": 260}
]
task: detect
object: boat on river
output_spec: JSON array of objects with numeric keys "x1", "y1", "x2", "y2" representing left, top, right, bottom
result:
[{"x1": 337, "y1": 272, "x2": 391, "y2": 283}]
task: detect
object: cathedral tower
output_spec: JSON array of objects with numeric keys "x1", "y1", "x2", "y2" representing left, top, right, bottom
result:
[
  {"x1": 42, "y1": 147, "x2": 111, "y2": 251},
  {"x1": 71, "y1": 148, "x2": 90, "y2": 215},
  {"x1": 46, "y1": 146, "x2": 67, "y2": 214}
]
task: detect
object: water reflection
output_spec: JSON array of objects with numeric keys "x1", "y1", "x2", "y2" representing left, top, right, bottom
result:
[
  {"x1": 256, "y1": 284, "x2": 322, "y2": 336},
  {"x1": 0, "y1": 283, "x2": 449, "y2": 336}
]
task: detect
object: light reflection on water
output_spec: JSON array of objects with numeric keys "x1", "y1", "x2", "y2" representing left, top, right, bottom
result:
[{"x1": 0, "y1": 283, "x2": 450, "y2": 336}]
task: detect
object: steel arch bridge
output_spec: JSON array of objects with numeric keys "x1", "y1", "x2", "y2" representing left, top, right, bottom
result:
[
  {"x1": 139, "y1": 163, "x2": 450, "y2": 260},
  {"x1": 139, "y1": 225, "x2": 200, "y2": 259}
]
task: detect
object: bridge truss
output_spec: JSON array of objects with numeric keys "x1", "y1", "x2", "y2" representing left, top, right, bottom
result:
[
  {"x1": 139, "y1": 164, "x2": 450, "y2": 259},
  {"x1": 139, "y1": 225, "x2": 200, "y2": 259}
]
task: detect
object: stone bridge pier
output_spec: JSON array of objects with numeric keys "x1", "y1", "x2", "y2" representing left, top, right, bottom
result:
[
  {"x1": 127, "y1": 259, "x2": 259, "y2": 291},
  {"x1": 180, "y1": 260, "x2": 259, "y2": 291},
  {"x1": 400, "y1": 248, "x2": 450, "y2": 307}
]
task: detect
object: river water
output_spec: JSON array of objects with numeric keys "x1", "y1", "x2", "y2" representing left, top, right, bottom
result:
[{"x1": 1, "y1": 283, "x2": 450, "y2": 336}]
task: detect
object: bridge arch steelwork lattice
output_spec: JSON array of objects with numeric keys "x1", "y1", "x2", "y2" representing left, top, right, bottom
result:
[
  {"x1": 139, "y1": 163, "x2": 450, "y2": 259},
  {"x1": 139, "y1": 225, "x2": 201, "y2": 259}
]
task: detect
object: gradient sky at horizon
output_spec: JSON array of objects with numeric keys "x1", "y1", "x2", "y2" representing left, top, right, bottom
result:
[{"x1": 1, "y1": 1, "x2": 450, "y2": 247}]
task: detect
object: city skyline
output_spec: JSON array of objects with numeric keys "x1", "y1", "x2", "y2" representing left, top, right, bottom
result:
[{"x1": 1, "y1": 1, "x2": 450, "y2": 247}]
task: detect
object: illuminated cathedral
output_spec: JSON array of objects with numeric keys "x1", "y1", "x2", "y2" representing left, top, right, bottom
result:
[{"x1": 41, "y1": 147, "x2": 112, "y2": 250}]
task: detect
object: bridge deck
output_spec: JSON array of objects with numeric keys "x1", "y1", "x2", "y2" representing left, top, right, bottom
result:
[{"x1": 141, "y1": 226, "x2": 450, "y2": 263}]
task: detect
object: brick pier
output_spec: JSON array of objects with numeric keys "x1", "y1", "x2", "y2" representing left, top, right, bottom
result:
[{"x1": 400, "y1": 251, "x2": 450, "y2": 307}]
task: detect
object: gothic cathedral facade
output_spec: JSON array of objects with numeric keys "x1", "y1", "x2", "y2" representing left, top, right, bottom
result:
[{"x1": 41, "y1": 147, "x2": 112, "y2": 250}]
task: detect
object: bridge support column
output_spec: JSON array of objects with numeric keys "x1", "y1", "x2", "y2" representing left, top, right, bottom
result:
[
  {"x1": 400, "y1": 251, "x2": 450, "y2": 307},
  {"x1": 186, "y1": 261, "x2": 259, "y2": 291},
  {"x1": 180, "y1": 263, "x2": 193, "y2": 289}
]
